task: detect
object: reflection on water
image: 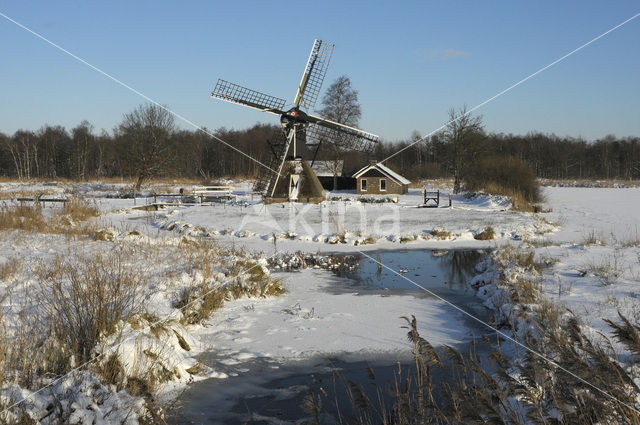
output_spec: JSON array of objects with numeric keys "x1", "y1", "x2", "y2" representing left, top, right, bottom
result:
[
  {"x1": 445, "y1": 249, "x2": 486, "y2": 285},
  {"x1": 342, "y1": 249, "x2": 488, "y2": 293}
]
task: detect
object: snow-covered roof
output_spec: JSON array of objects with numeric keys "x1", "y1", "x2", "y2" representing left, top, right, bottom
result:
[
  {"x1": 311, "y1": 160, "x2": 343, "y2": 177},
  {"x1": 352, "y1": 162, "x2": 411, "y2": 185}
]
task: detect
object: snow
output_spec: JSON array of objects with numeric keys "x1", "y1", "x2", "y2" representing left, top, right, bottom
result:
[
  {"x1": 195, "y1": 268, "x2": 473, "y2": 360},
  {"x1": 524, "y1": 188, "x2": 640, "y2": 353},
  {"x1": 2, "y1": 180, "x2": 640, "y2": 422},
  {"x1": 352, "y1": 162, "x2": 412, "y2": 185},
  {"x1": 543, "y1": 187, "x2": 640, "y2": 243},
  {"x1": 146, "y1": 187, "x2": 548, "y2": 253}
]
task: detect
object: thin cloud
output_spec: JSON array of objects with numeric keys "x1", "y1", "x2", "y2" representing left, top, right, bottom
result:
[{"x1": 416, "y1": 48, "x2": 471, "y2": 62}]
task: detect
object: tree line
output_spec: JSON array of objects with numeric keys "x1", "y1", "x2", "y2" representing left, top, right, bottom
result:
[
  {"x1": 377, "y1": 130, "x2": 640, "y2": 181},
  {"x1": 1, "y1": 104, "x2": 638, "y2": 184}
]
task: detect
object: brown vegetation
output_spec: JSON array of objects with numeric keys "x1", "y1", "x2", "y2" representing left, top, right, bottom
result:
[
  {"x1": 464, "y1": 156, "x2": 542, "y2": 211},
  {"x1": 0, "y1": 204, "x2": 47, "y2": 232},
  {"x1": 430, "y1": 228, "x2": 451, "y2": 240},
  {"x1": 300, "y1": 246, "x2": 640, "y2": 424},
  {"x1": 0, "y1": 198, "x2": 100, "y2": 238},
  {"x1": 473, "y1": 226, "x2": 495, "y2": 240},
  {"x1": 60, "y1": 196, "x2": 100, "y2": 221},
  {"x1": 0, "y1": 258, "x2": 20, "y2": 281},
  {"x1": 35, "y1": 251, "x2": 146, "y2": 364},
  {"x1": 0, "y1": 226, "x2": 284, "y2": 422}
]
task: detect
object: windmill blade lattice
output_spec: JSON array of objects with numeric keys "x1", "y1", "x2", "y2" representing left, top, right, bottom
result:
[
  {"x1": 294, "y1": 40, "x2": 334, "y2": 110},
  {"x1": 211, "y1": 79, "x2": 286, "y2": 113},
  {"x1": 307, "y1": 114, "x2": 379, "y2": 145},
  {"x1": 306, "y1": 124, "x2": 377, "y2": 155}
]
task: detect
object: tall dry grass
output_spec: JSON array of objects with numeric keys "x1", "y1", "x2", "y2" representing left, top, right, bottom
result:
[
  {"x1": 0, "y1": 249, "x2": 148, "y2": 423},
  {"x1": 60, "y1": 196, "x2": 100, "y2": 222},
  {"x1": 172, "y1": 240, "x2": 283, "y2": 325},
  {"x1": 0, "y1": 204, "x2": 47, "y2": 232},
  {"x1": 0, "y1": 258, "x2": 20, "y2": 282},
  {"x1": 299, "y1": 246, "x2": 640, "y2": 424},
  {"x1": 0, "y1": 198, "x2": 101, "y2": 241},
  {"x1": 302, "y1": 312, "x2": 640, "y2": 424},
  {"x1": 464, "y1": 156, "x2": 542, "y2": 211},
  {"x1": 35, "y1": 251, "x2": 146, "y2": 364}
]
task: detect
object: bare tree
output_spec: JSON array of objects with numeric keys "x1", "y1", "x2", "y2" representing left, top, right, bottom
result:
[
  {"x1": 4, "y1": 130, "x2": 38, "y2": 179},
  {"x1": 117, "y1": 103, "x2": 175, "y2": 190},
  {"x1": 319, "y1": 75, "x2": 362, "y2": 190},
  {"x1": 38, "y1": 125, "x2": 69, "y2": 179},
  {"x1": 441, "y1": 106, "x2": 485, "y2": 193},
  {"x1": 71, "y1": 121, "x2": 94, "y2": 181}
]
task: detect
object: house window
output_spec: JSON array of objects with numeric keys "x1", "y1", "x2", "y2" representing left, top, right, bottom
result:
[
  {"x1": 361, "y1": 179, "x2": 367, "y2": 191},
  {"x1": 380, "y1": 179, "x2": 387, "y2": 191}
]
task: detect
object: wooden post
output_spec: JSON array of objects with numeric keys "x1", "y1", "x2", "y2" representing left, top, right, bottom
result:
[{"x1": 449, "y1": 192, "x2": 452, "y2": 207}]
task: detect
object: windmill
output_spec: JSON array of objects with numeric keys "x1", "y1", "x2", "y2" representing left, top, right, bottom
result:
[{"x1": 211, "y1": 39, "x2": 379, "y2": 203}]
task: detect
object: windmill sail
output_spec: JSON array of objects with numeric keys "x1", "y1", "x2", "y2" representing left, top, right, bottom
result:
[
  {"x1": 294, "y1": 40, "x2": 334, "y2": 110},
  {"x1": 306, "y1": 123, "x2": 377, "y2": 155},
  {"x1": 306, "y1": 114, "x2": 379, "y2": 143},
  {"x1": 211, "y1": 79, "x2": 286, "y2": 114},
  {"x1": 210, "y1": 39, "x2": 378, "y2": 202}
]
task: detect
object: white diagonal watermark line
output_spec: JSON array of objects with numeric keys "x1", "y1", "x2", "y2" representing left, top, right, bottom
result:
[
  {"x1": 0, "y1": 258, "x2": 264, "y2": 415},
  {"x1": 357, "y1": 250, "x2": 640, "y2": 416},
  {"x1": 381, "y1": 12, "x2": 640, "y2": 164},
  {"x1": 0, "y1": 11, "x2": 280, "y2": 177}
]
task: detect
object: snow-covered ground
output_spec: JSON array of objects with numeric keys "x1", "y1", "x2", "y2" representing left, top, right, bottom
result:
[
  {"x1": 82, "y1": 183, "x2": 553, "y2": 255},
  {"x1": 532, "y1": 188, "x2": 640, "y2": 352},
  {"x1": 1, "y1": 180, "x2": 639, "y2": 423}
]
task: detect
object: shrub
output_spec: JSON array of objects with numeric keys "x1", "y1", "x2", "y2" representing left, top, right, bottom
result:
[
  {"x1": 36, "y1": 251, "x2": 146, "y2": 363},
  {"x1": 177, "y1": 285, "x2": 226, "y2": 325},
  {"x1": 464, "y1": 156, "x2": 542, "y2": 210},
  {"x1": 357, "y1": 236, "x2": 376, "y2": 245},
  {"x1": 430, "y1": 228, "x2": 451, "y2": 239},
  {"x1": 474, "y1": 226, "x2": 495, "y2": 240},
  {"x1": 495, "y1": 245, "x2": 538, "y2": 271}
]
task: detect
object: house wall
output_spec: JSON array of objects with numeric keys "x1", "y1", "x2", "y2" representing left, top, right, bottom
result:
[{"x1": 356, "y1": 176, "x2": 407, "y2": 195}]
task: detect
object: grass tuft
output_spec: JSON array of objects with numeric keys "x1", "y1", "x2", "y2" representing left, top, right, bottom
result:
[
  {"x1": 474, "y1": 226, "x2": 495, "y2": 240},
  {"x1": 430, "y1": 228, "x2": 451, "y2": 240},
  {"x1": 0, "y1": 257, "x2": 21, "y2": 281},
  {"x1": 60, "y1": 196, "x2": 100, "y2": 221}
]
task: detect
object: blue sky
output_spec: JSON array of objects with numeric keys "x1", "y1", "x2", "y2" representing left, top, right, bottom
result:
[{"x1": 1, "y1": 1, "x2": 639, "y2": 142}]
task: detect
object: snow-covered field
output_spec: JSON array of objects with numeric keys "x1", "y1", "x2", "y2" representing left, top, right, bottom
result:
[
  {"x1": 530, "y1": 188, "x2": 640, "y2": 349},
  {"x1": 1, "y1": 180, "x2": 639, "y2": 423}
]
